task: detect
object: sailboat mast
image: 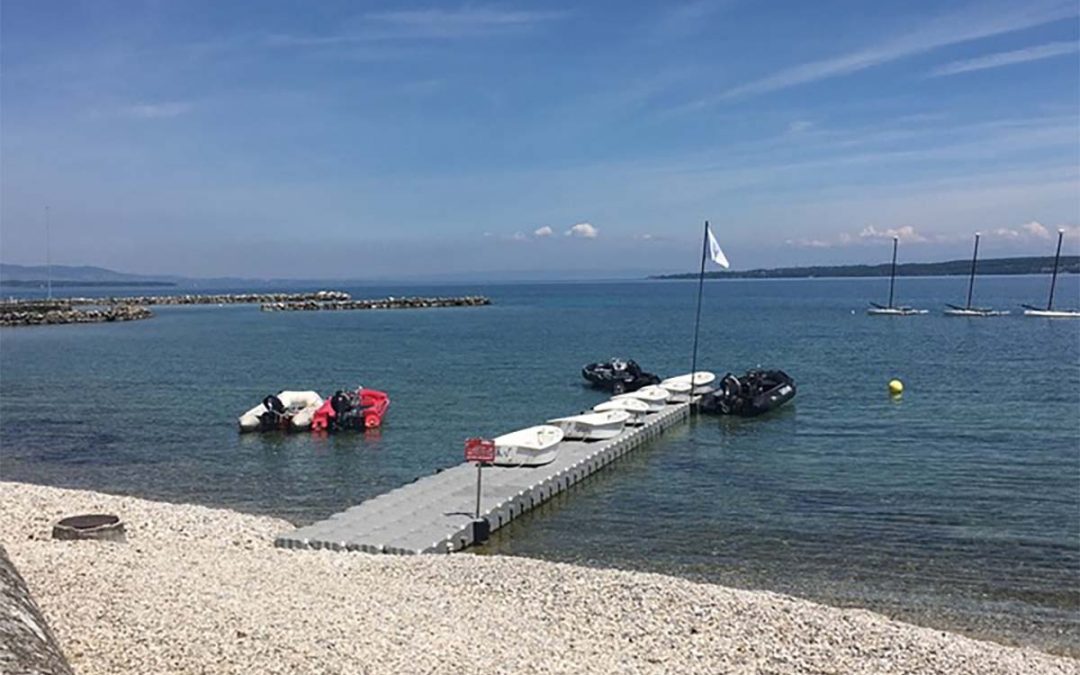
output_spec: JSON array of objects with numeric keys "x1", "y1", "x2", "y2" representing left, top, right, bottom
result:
[
  {"x1": 965, "y1": 232, "x2": 980, "y2": 309},
  {"x1": 887, "y1": 236, "x2": 898, "y2": 308},
  {"x1": 1047, "y1": 228, "x2": 1064, "y2": 311},
  {"x1": 45, "y1": 205, "x2": 52, "y2": 301}
]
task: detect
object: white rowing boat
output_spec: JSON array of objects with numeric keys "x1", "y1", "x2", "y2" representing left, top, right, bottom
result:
[
  {"x1": 612, "y1": 385, "x2": 670, "y2": 412},
  {"x1": 547, "y1": 410, "x2": 631, "y2": 441},
  {"x1": 492, "y1": 425, "x2": 564, "y2": 467},
  {"x1": 660, "y1": 371, "x2": 716, "y2": 395},
  {"x1": 593, "y1": 397, "x2": 649, "y2": 425}
]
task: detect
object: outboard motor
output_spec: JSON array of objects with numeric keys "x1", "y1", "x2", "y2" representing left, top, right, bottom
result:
[{"x1": 258, "y1": 394, "x2": 286, "y2": 430}]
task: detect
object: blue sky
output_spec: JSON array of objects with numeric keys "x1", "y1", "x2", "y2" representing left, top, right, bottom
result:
[{"x1": 2, "y1": 0, "x2": 1078, "y2": 278}]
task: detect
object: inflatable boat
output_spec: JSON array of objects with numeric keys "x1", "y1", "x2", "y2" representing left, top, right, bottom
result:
[
  {"x1": 547, "y1": 410, "x2": 631, "y2": 441},
  {"x1": 582, "y1": 358, "x2": 661, "y2": 394},
  {"x1": 592, "y1": 397, "x2": 649, "y2": 425},
  {"x1": 238, "y1": 391, "x2": 323, "y2": 432},
  {"x1": 698, "y1": 369, "x2": 796, "y2": 417},
  {"x1": 311, "y1": 387, "x2": 390, "y2": 431},
  {"x1": 492, "y1": 425, "x2": 564, "y2": 467}
]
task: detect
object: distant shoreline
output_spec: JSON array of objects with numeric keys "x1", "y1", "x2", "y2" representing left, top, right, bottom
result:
[
  {"x1": 651, "y1": 256, "x2": 1080, "y2": 280},
  {"x1": 0, "y1": 280, "x2": 177, "y2": 288}
]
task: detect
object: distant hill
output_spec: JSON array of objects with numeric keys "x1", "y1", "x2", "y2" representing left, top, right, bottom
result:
[
  {"x1": 650, "y1": 256, "x2": 1080, "y2": 280},
  {"x1": 0, "y1": 264, "x2": 180, "y2": 284}
]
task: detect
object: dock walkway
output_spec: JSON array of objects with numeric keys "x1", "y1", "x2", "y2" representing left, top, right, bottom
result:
[{"x1": 276, "y1": 399, "x2": 692, "y2": 554}]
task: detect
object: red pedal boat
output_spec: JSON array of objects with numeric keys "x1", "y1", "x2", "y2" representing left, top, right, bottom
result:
[{"x1": 311, "y1": 387, "x2": 390, "y2": 431}]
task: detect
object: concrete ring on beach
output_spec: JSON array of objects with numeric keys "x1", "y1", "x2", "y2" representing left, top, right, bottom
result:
[{"x1": 52, "y1": 514, "x2": 126, "y2": 543}]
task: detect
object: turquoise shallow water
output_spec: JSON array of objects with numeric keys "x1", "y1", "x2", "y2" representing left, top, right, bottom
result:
[{"x1": 2, "y1": 276, "x2": 1078, "y2": 654}]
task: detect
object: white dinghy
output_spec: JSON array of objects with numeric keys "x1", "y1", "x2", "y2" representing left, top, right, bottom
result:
[
  {"x1": 612, "y1": 385, "x2": 671, "y2": 412},
  {"x1": 492, "y1": 425, "x2": 564, "y2": 467},
  {"x1": 238, "y1": 390, "x2": 323, "y2": 432},
  {"x1": 593, "y1": 397, "x2": 650, "y2": 425},
  {"x1": 547, "y1": 410, "x2": 631, "y2": 441},
  {"x1": 660, "y1": 371, "x2": 716, "y2": 396}
]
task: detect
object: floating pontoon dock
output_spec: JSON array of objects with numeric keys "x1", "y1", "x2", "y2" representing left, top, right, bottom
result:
[{"x1": 275, "y1": 398, "x2": 694, "y2": 555}]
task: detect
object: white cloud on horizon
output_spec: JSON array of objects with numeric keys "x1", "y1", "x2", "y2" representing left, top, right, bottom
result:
[
  {"x1": 566, "y1": 222, "x2": 599, "y2": 238},
  {"x1": 930, "y1": 41, "x2": 1079, "y2": 76},
  {"x1": 717, "y1": 1, "x2": 1077, "y2": 100},
  {"x1": 533, "y1": 225, "x2": 554, "y2": 237},
  {"x1": 993, "y1": 221, "x2": 1080, "y2": 240},
  {"x1": 859, "y1": 224, "x2": 928, "y2": 243},
  {"x1": 120, "y1": 102, "x2": 192, "y2": 119},
  {"x1": 786, "y1": 221, "x2": 1080, "y2": 249}
]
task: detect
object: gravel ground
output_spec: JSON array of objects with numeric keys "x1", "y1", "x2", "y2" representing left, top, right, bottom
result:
[{"x1": 1, "y1": 481, "x2": 1075, "y2": 675}]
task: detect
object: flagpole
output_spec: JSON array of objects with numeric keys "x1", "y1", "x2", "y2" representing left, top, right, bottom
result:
[{"x1": 689, "y1": 220, "x2": 709, "y2": 390}]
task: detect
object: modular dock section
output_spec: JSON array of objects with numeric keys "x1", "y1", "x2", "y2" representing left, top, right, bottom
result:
[{"x1": 276, "y1": 398, "x2": 694, "y2": 555}]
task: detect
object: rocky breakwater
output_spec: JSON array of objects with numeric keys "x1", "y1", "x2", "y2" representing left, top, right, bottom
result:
[
  {"x1": 0, "y1": 300, "x2": 152, "y2": 327},
  {"x1": 260, "y1": 295, "x2": 492, "y2": 311},
  {"x1": 68, "y1": 290, "x2": 352, "y2": 306}
]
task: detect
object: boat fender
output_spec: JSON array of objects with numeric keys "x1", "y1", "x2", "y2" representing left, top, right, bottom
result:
[{"x1": 612, "y1": 381, "x2": 627, "y2": 395}]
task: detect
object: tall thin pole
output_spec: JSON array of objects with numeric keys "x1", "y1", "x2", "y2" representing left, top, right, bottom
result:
[
  {"x1": 965, "y1": 232, "x2": 980, "y2": 309},
  {"x1": 45, "y1": 206, "x2": 52, "y2": 300},
  {"x1": 887, "y1": 236, "x2": 898, "y2": 308},
  {"x1": 689, "y1": 221, "x2": 709, "y2": 386},
  {"x1": 1047, "y1": 229, "x2": 1064, "y2": 311}
]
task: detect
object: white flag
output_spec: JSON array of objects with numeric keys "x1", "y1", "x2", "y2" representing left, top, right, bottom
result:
[{"x1": 706, "y1": 224, "x2": 730, "y2": 268}]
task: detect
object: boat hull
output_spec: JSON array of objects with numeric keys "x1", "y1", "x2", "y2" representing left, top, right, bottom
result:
[
  {"x1": 867, "y1": 307, "x2": 927, "y2": 315},
  {"x1": 547, "y1": 411, "x2": 630, "y2": 441},
  {"x1": 1023, "y1": 309, "x2": 1080, "y2": 318},
  {"x1": 944, "y1": 308, "x2": 1009, "y2": 317},
  {"x1": 612, "y1": 385, "x2": 670, "y2": 412},
  {"x1": 592, "y1": 399, "x2": 649, "y2": 425},
  {"x1": 493, "y1": 425, "x2": 564, "y2": 467}
]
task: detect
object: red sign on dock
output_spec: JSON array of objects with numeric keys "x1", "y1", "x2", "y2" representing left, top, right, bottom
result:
[{"x1": 465, "y1": 438, "x2": 496, "y2": 464}]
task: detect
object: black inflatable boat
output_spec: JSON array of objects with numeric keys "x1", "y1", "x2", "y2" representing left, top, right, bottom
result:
[
  {"x1": 581, "y1": 358, "x2": 661, "y2": 394},
  {"x1": 698, "y1": 369, "x2": 796, "y2": 417}
]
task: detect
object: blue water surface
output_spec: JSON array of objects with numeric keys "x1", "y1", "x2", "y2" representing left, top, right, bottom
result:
[{"x1": 2, "y1": 275, "x2": 1078, "y2": 654}]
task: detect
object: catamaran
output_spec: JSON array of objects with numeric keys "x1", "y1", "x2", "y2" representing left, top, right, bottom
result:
[
  {"x1": 1023, "y1": 229, "x2": 1080, "y2": 318},
  {"x1": 868, "y1": 236, "x2": 926, "y2": 315},
  {"x1": 944, "y1": 233, "x2": 1008, "y2": 316}
]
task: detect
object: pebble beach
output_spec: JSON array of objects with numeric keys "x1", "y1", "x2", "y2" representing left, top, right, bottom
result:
[{"x1": 1, "y1": 481, "x2": 1075, "y2": 675}]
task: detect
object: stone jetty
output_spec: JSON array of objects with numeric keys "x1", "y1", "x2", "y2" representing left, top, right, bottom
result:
[
  {"x1": 260, "y1": 295, "x2": 491, "y2": 311},
  {"x1": 67, "y1": 290, "x2": 351, "y2": 306},
  {"x1": 0, "y1": 300, "x2": 152, "y2": 327}
]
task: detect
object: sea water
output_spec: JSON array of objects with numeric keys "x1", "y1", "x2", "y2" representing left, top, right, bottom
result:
[{"x1": 2, "y1": 276, "x2": 1077, "y2": 653}]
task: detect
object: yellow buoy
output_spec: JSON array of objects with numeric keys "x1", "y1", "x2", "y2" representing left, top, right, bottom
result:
[{"x1": 888, "y1": 379, "x2": 904, "y2": 396}]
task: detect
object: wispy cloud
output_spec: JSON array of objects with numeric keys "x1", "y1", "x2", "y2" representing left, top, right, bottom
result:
[
  {"x1": 651, "y1": 1, "x2": 733, "y2": 39},
  {"x1": 266, "y1": 7, "x2": 567, "y2": 47},
  {"x1": 929, "y1": 41, "x2": 1079, "y2": 77},
  {"x1": 120, "y1": 102, "x2": 192, "y2": 119},
  {"x1": 718, "y1": 1, "x2": 1077, "y2": 100}
]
